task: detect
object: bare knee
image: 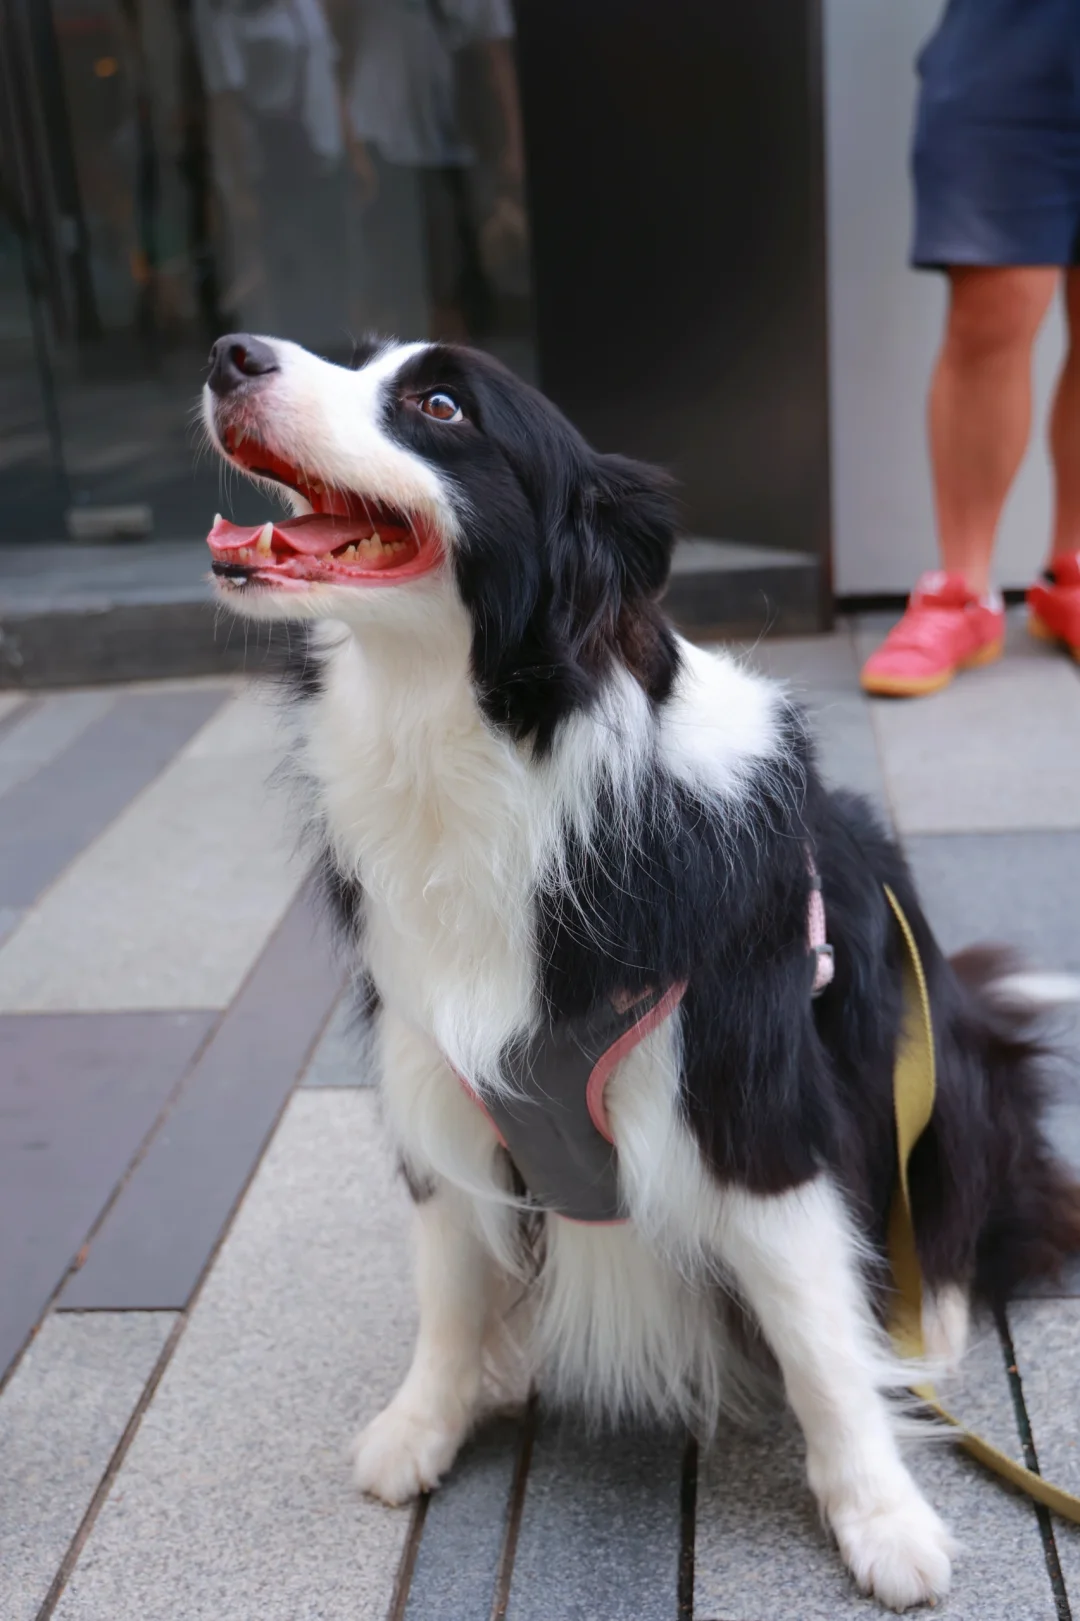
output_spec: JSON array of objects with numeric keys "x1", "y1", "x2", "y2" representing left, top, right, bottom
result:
[{"x1": 942, "y1": 266, "x2": 1058, "y2": 366}]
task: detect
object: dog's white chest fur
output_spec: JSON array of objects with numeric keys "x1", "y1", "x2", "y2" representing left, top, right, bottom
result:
[
  {"x1": 301, "y1": 615, "x2": 789, "y2": 1117},
  {"x1": 295, "y1": 620, "x2": 798, "y2": 1424},
  {"x1": 304, "y1": 619, "x2": 544, "y2": 1083}
]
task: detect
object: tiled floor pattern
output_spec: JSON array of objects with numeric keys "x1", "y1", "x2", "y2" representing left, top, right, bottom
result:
[{"x1": 2, "y1": 610, "x2": 1080, "y2": 1619}]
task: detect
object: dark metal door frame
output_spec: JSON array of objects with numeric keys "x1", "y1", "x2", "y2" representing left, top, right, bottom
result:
[{"x1": 513, "y1": 0, "x2": 833, "y2": 620}]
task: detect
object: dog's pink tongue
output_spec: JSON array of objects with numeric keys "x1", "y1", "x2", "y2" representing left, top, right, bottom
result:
[{"x1": 206, "y1": 513, "x2": 364, "y2": 557}]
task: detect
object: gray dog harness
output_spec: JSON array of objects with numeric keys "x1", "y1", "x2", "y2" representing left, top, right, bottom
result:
[
  {"x1": 460, "y1": 985, "x2": 686, "y2": 1223},
  {"x1": 456, "y1": 868, "x2": 834, "y2": 1225}
]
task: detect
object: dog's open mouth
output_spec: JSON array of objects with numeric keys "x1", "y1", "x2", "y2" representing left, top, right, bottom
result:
[{"x1": 207, "y1": 427, "x2": 440, "y2": 589}]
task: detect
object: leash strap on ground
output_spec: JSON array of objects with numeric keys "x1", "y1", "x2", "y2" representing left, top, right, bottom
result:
[{"x1": 883, "y1": 883, "x2": 1080, "y2": 1526}]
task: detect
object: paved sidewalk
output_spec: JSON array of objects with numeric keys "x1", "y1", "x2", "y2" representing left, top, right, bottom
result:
[{"x1": 2, "y1": 611, "x2": 1080, "y2": 1620}]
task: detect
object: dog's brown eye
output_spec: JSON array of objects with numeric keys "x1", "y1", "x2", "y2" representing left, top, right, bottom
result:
[{"x1": 419, "y1": 391, "x2": 463, "y2": 423}]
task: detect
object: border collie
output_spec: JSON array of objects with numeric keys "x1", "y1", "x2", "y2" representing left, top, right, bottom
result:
[{"x1": 202, "y1": 333, "x2": 1080, "y2": 1611}]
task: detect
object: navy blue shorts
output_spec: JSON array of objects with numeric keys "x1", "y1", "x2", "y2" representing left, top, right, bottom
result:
[{"x1": 912, "y1": 0, "x2": 1080, "y2": 268}]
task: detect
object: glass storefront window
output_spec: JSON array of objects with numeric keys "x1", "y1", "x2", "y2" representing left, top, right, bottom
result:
[{"x1": 0, "y1": 0, "x2": 535, "y2": 543}]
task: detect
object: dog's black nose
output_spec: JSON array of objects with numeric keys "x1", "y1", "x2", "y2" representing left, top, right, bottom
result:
[{"x1": 207, "y1": 334, "x2": 279, "y2": 396}]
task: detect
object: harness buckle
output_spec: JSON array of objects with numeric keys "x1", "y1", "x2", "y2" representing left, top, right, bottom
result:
[{"x1": 811, "y1": 942, "x2": 835, "y2": 997}]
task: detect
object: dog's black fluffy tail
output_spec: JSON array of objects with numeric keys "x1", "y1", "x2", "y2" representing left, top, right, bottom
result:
[{"x1": 951, "y1": 946, "x2": 1080, "y2": 1307}]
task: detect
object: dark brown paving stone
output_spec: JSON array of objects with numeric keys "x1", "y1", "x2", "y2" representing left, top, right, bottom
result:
[
  {"x1": 0, "y1": 686, "x2": 227, "y2": 908},
  {"x1": 60, "y1": 880, "x2": 345, "y2": 1310},
  {"x1": 0, "y1": 1010, "x2": 216, "y2": 1381},
  {"x1": 505, "y1": 1413, "x2": 683, "y2": 1621}
]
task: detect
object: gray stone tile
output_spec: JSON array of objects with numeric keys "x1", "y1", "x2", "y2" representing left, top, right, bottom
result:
[
  {"x1": 811, "y1": 691, "x2": 892, "y2": 814},
  {"x1": 736, "y1": 628, "x2": 892, "y2": 816},
  {"x1": 1010, "y1": 1299, "x2": 1080, "y2": 1609},
  {"x1": 61, "y1": 882, "x2": 345, "y2": 1310},
  {"x1": 0, "y1": 906, "x2": 21, "y2": 948},
  {"x1": 117, "y1": 674, "x2": 245, "y2": 697},
  {"x1": 850, "y1": 607, "x2": 909, "y2": 661},
  {"x1": 905, "y1": 833, "x2": 1080, "y2": 972},
  {"x1": 506, "y1": 1415, "x2": 683, "y2": 1621},
  {"x1": 0, "y1": 687, "x2": 226, "y2": 909},
  {"x1": 0, "y1": 692, "x2": 31, "y2": 739},
  {"x1": 178, "y1": 680, "x2": 286, "y2": 759},
  {"x1": 860, "y1": 616, "x2": 1080, "y2": 834},
  {"x1": 694, "y1": 1324, "x2": 1055, "y2": 1618},
  {"x1": 0, "y1": 689, "x2": 302, "y2": 1012},
  {"x1": 0, "y1": 1011, "x2": 215, "y2": 1381},
  {"x1": 0, "y1": 541, "x2": 212, "y2": 609},
  {"x1": 0, "y1": 1312, "x2": 176, "y2": 1621},
  {"x1": 736, "y1": 627, "x2": 861, "y2": 692},
  {"x1": 0, "y1": 691, "x2": 113, "y2": 801},
  {"x1": 299, "y1": 993, "x2": 376, "y2": 1087},
  {"x1": 404, "y1": 1416, "x2": 522, "y2": 1620},
  {"x1": 53, "y1": 1091, "x2": 413, "y2": 1621}
]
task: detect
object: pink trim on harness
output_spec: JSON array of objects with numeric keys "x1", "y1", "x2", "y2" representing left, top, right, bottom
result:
[
  {"x1": 455, "y1": 863, "x2": 829, "y2": 1145},
  {"x1": 585, "y1": 982, "x2": 687, "y2": 1143},
  {"x1": 453, "y1": 984, "x2": 687, "y2": 1151},
  {"x1": 808, "y1": 857, "x2": 834, "y2": 995}
]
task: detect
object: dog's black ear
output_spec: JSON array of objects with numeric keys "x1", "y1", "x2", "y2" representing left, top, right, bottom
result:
[
  {"x1": 590, "y1": 453, "x2": 678, "y2": 600},
  {"x1": 450, "y1": 382, "x2": 680, "y2": 747}
]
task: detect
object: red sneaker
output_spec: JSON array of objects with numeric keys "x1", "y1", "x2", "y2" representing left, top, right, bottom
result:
[
  {"x1": 860, "y1": 572, "x2": 1005, "y2": 697},
  {"x1": 1027, "y1": 552, "x2": 1080, "y2": 662}
]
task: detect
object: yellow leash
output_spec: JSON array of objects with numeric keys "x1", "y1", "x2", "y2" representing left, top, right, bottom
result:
[{"x1": 884, "y1": 884, "x2": 1080, "y2": 1523}]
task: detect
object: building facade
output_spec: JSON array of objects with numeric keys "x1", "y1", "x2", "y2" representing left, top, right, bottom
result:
[{"x1": 11, "y1": 4, "x2": 1057, "y2": 612}]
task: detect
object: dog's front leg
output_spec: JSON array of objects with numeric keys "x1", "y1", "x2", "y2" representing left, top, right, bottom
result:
[
  {"x1": 353, "y1": 1180, "x2": 493, "y2": 1503},
  {"x1": 717, "y1": 1176, "x2": 954, "y2": 1612}
]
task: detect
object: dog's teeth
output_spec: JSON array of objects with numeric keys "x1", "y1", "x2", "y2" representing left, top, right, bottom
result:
[
  {"x1": 340, "y1": 544, "x2": 357, "y2": 561},
  {"x1": 256, "y1": 522, "x2": 274, "y2": 557},
  {"x1": 213, "y1": 512, "x2": 223, "y2": 529},
  {"x1": 370, "y1": 529, "x2": 381, "y2": 545}
]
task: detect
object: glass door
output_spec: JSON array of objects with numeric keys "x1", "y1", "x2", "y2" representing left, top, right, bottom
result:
[{"x1": 0, "y1": 0, "x2": 535, "y2": 543}]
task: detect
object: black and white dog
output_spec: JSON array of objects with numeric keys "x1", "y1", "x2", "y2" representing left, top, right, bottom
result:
[{"x1": 203, "y1": 334, "x2": 1080, "y2": 1611}]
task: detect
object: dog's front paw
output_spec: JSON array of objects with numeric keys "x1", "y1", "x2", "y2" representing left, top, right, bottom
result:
[
  {"x1": 830, "y1": 1488, "x2": 954, "y2": 1612},
  {"x1": 352, "y1": 1401, "x2": 466, "y2": 1505}
]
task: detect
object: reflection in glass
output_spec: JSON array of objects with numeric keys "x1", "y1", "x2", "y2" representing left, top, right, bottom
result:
[{"x1": 0, "y1": 0, "x2": 535, "y2": 542}]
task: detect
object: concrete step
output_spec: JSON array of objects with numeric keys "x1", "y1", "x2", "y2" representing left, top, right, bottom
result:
[
  {"x1": 666, "y1": 537, "x2": 825, "y2": 639},
  {"x1": 0, "y1": 537, "x2": 826, "y2": 688}
]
